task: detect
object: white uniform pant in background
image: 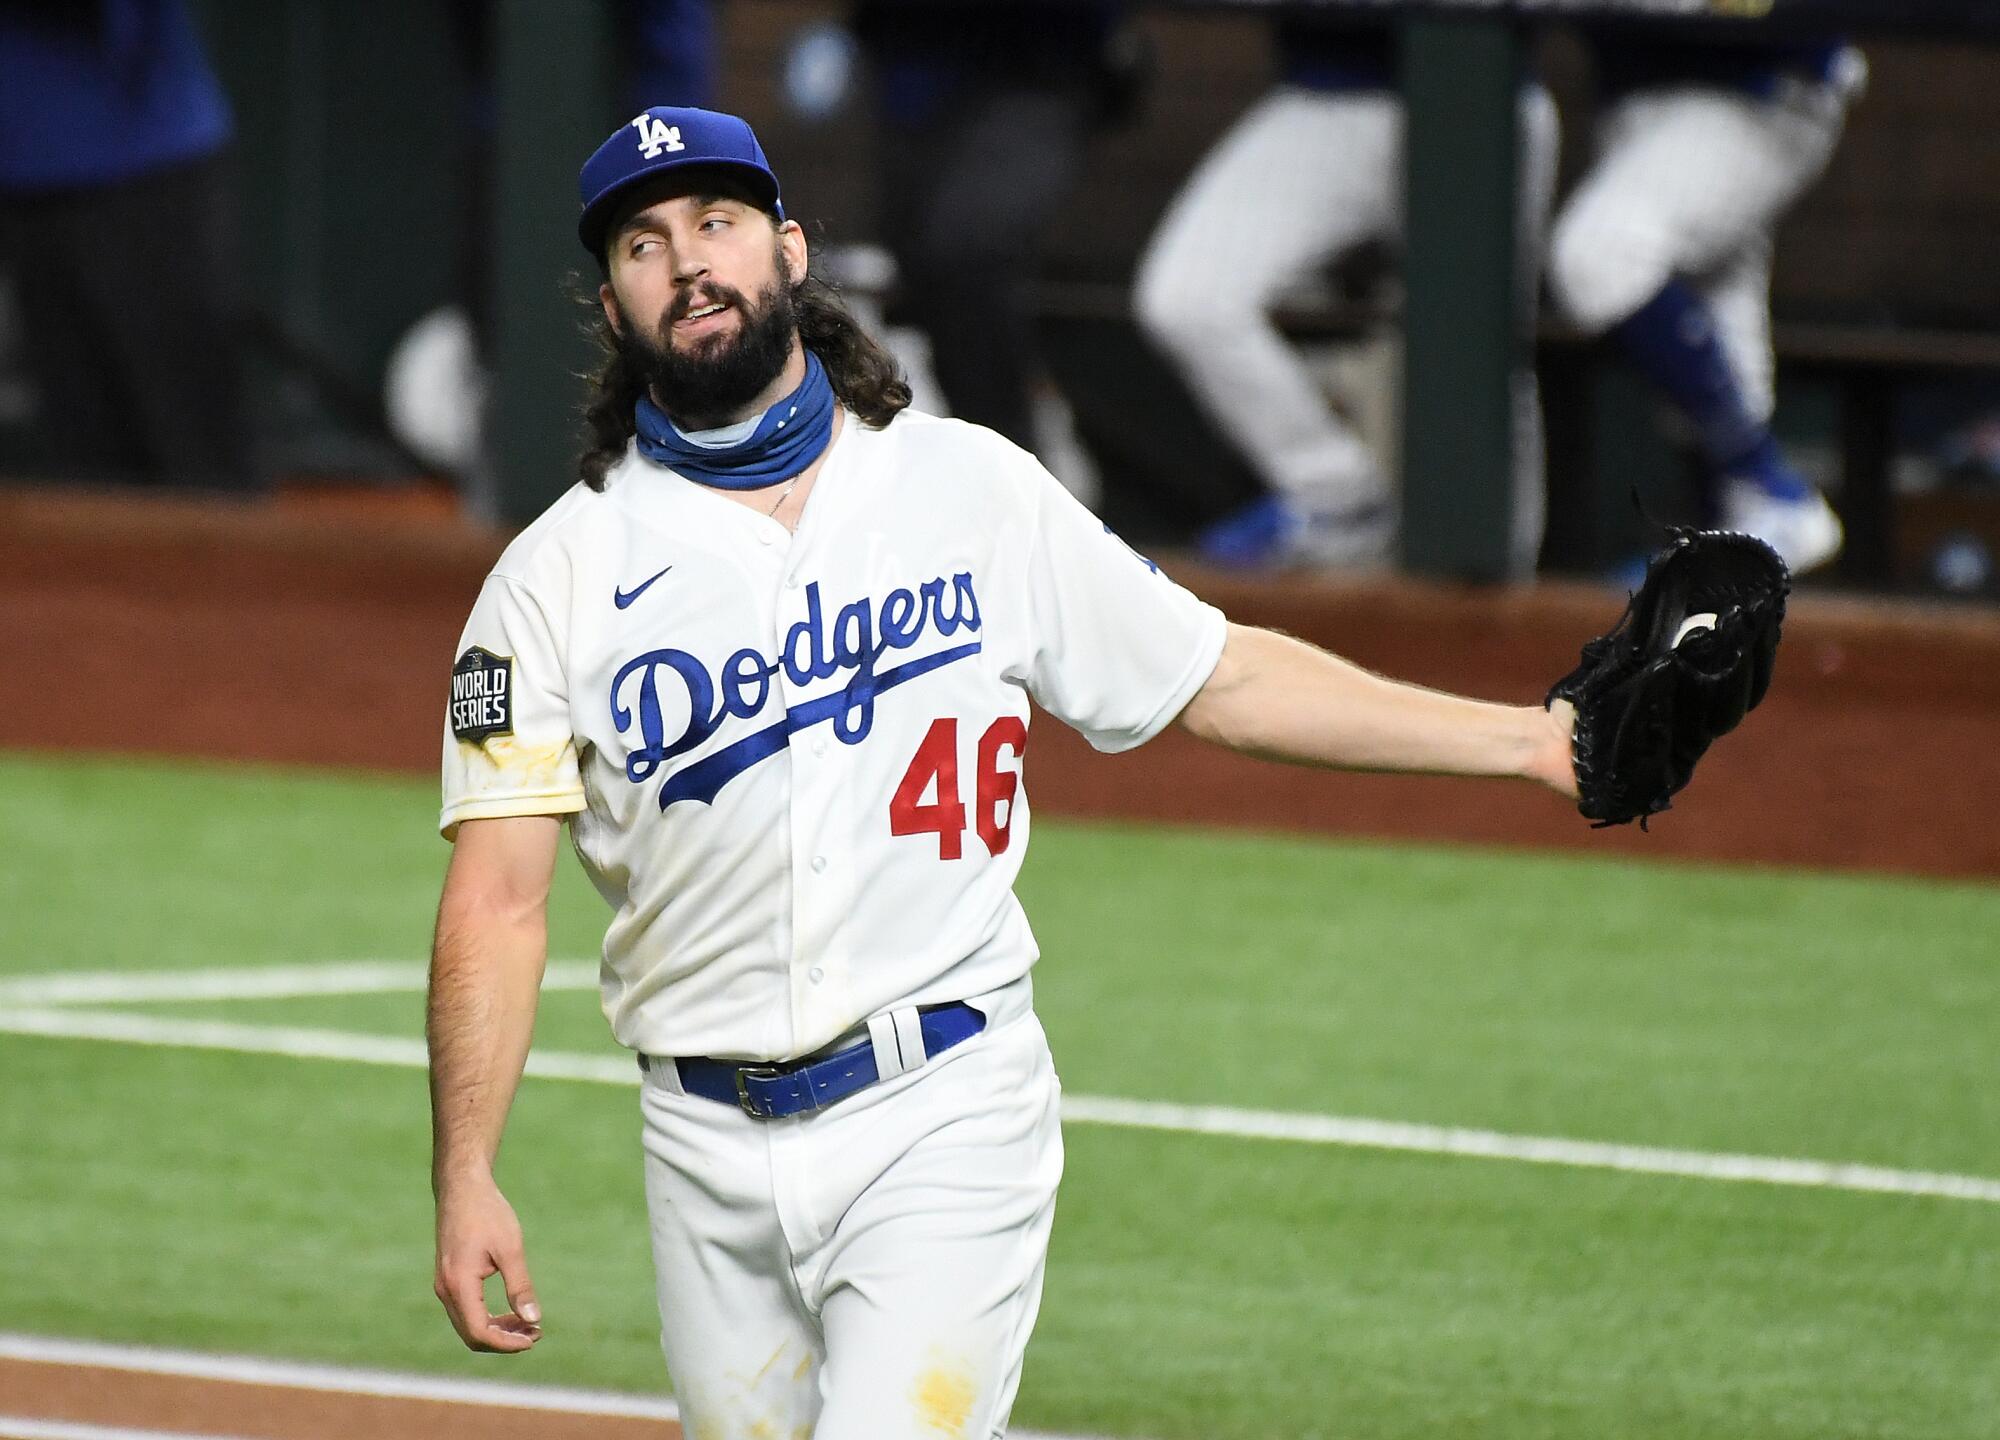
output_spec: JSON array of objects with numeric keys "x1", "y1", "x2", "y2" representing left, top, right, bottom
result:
[
  {"x1": 1548, "y1": 71, "x2": 1861, "y2": 423},
  {"x1": 639, "y1": 993, "x2": 1063, "y2": 1440},
  {"x1": 1133, "y1": 84, "x2": 1559, "y2": 574}
]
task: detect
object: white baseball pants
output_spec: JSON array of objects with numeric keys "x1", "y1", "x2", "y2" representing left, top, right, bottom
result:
[
  {"x1": 1548, "y1": 68, "x2": 1862, "y2": 423},
  {"x1": 638, "y1": 980, "x2": 1063, "y2": 1440},
  {"x1": 1133, "y1": 84, "x2": 1559, "y2": 573}
]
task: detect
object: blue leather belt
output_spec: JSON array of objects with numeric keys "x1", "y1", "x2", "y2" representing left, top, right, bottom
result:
[{"x1": 669, "y1": 1001, "x2": 986, "y2": 1119}]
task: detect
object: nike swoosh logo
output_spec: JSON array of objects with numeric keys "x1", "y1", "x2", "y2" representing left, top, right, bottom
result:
[{"x1": 614, "y1": 565, "x2": 673, "y2": 610}]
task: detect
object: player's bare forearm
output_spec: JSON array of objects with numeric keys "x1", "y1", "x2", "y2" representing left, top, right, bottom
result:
[
  {"x1": 1180, "y1": 623, "x2": 1576, "y2": 797},
  {"x1": 427, "y1": 814, "x2": 559, "y2": 1353},
  {"x1": 426, "y1": 815, "x2": 560, "y2": 1192}
]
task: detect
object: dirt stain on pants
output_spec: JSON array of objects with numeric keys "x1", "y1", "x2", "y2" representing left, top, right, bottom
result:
[{"x1": 911, "y1": 1363, "x2": 977, "y2": 1437}]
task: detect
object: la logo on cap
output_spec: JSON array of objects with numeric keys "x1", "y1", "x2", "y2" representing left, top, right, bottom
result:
[{"x1": 631, "y1": 114, "x2": 687, "y2": 159}]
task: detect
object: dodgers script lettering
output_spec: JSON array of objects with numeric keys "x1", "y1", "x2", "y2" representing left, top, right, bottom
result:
[{"x1": 610, "y1": 572, "x2": 982, "y2": 808}]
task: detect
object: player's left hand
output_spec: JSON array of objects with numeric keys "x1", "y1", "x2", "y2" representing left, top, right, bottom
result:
[{"x1": 1550, "y1": 530, "x2": 1788, "y2": 827}]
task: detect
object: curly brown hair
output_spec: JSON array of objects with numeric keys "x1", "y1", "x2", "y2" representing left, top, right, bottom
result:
[{"x1": 576, "y1": 256, "x2": 912, "y2": 492}]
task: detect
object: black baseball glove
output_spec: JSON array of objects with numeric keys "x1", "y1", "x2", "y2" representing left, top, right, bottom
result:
[{"x1": 1549, "y1": 530, "x2": 1791, "y2": 828}]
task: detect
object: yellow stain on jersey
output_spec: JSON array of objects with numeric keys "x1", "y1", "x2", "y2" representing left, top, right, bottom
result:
[{"x1": 461, "y1": 735, "x2": 578, "y2": 790}]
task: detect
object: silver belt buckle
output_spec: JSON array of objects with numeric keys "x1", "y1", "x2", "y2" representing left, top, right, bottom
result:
[{"x1": 733, "y1": 1063, "x2": 787, "y2": 1118}]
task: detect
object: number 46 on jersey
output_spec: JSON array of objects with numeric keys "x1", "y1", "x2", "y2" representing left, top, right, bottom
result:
[{"x1": 889, "y1": 717, "x2": 1027, "y2": 860}]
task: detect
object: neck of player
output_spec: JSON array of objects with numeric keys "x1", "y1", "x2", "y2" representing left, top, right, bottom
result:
[{"x1": 637, "y1": 341, "x2": 839, "y2": 524}]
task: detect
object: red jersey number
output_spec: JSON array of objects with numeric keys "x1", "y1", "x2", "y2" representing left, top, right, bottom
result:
[
  {"x1": 889, "y1": 717, "x2": 1028, "y2": 860},
  {"x1": 888, "y1": 718, "x2": 967, "y2": 860}
]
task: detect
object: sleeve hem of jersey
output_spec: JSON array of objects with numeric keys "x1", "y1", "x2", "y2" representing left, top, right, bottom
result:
[
  {"x1": 440, "y1": 792, "x2": 588, "y2": 840},
  {"x1": 1090, "y1": 603, "x2": 1230, "y2": 755}
]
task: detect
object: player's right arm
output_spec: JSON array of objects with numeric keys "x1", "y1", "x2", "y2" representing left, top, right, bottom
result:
[{"x1": 427, "y1": 813, "x2": 561, "y2": 1354}]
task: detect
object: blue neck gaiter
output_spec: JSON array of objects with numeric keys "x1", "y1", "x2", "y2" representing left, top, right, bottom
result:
[{"x1": 632, "y1": 350, "x2": 835, "y2": 490}]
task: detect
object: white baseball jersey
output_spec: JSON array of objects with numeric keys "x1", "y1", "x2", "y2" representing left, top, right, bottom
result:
[{"x1": 441, "y1": 408, "x2": 1227, "y2": 1062}]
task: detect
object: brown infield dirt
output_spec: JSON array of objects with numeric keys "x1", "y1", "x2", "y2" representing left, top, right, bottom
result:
[
  {"x1": 1, "y1": 483, "x2": 1996, "y2": 1440},
  {"x1": 0, "y1": 1356, "x2": 677, "y2": 1440},
  {"x1": 3, "y1": 486, "x2": 1996, "y2": 877}
]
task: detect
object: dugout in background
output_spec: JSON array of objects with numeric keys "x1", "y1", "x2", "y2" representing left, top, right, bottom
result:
[{"x1": 8, "y1": 0, "x2": 1993, "y2": 601}]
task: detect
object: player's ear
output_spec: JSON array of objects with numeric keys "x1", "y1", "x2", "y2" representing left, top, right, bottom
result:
[
  {"x1": 777, "y1": 219, "x2": 808, "y2": 287},
  {"x1": 598, "y1": 283, "x2": 625, "y2": 337}
]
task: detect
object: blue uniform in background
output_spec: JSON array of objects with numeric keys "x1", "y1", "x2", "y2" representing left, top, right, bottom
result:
[
  {"x1": 0, "y1": 0, "x2": 250, "y2": 489},
  {"x1": 0, "y1": 0, "x2": 232, "y2": 191}
]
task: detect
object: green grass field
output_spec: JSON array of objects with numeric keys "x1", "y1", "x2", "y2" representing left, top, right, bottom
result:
[{"x1": 3, "y1": 751, "x2": 1997, "y2": 1439}]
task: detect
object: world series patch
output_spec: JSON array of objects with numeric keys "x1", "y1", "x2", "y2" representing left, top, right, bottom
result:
[{"x1": 450, "y1": 647, "x2": 514, "y2": 743}]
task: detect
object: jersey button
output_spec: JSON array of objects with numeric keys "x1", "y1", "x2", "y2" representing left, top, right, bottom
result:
[
  {"x1": 786, "y1": 574, "x2": 801, "y2": 590},
  {"x1": 810, "y1": 855, "x2": 828, "y2": 873},
  {"x1": 812, "y1": 737, "x2": 828, "y2": 757},
  {"x1": 808, "y1": 966, "x2": 825, "y2": 984},
  {"x1": 757, "y1": 529, "x2": 776, "y2": 546}
]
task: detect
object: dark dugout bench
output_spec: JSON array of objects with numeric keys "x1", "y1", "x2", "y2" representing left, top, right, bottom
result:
[{"x1": 1147, "y1": 0, "x2": 2000, "y2": 582}]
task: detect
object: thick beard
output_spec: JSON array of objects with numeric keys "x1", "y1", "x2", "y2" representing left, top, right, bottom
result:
[{"x1": 621, "y1": 262, "x2": 800, "y2": 430}]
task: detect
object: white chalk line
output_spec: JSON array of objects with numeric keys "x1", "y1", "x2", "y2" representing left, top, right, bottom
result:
[
  {"x1": 2, "y1": 958, "x2": 1996, "y2": 1205},
  {"x1": 1061, "y1": 1095, "x2": 2000, "y2": 1203},
  {"x1": 0, "y1": 1333, "x2": 1110, "y2": 1440},
  {"x1": 0, "y1": 1006, "x2": 626, "y2": 1084},
  {"x1": 7, "y1": 998, "x2": 1992, "y2": 1203},
  {"x1": 0, "y1": 959, "x2": 599, "y2": 1007},
  {"x1": 0, "y1": 1420, "x2": 261, "y2": 1440},
  {"x1": 0, "y1": 1330, "x2": 675, "y2": 1419}
]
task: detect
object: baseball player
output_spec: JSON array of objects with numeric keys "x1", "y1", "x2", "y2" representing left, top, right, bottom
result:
[
  {"x1": 1133, "y1": 13, "x2": 1558, "y2": 575},
  {"x1": 428, "y1": 105, "x2": 1578, "y2": 1440},
  {"x1": 1548, "y1": 21, "x2": 1866, "y2": 575}
]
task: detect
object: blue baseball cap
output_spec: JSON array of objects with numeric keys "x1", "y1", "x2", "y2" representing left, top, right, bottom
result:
[{"x1": 577, "y1": 106, "x2": 786, "y2": 258}]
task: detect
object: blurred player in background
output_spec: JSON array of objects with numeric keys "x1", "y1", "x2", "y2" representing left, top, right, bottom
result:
[
  {"x1": 1134, "y1": 13, "x2": 1557, "y2": 574},
  {"x1": 0, "y1": 0, "x2": 250, "y2": 491},
  {"x1": 855, "y1": 0, "x2": 1142, "y2": 454},
  {"x1": 1549, "y1": 21, "x2": 1866, "y2": 576}
]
